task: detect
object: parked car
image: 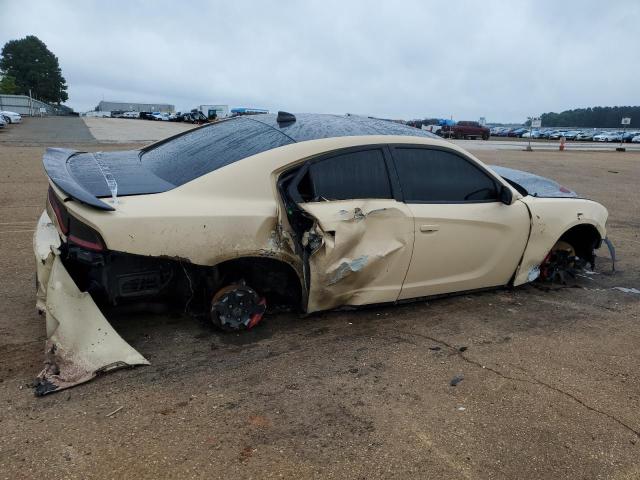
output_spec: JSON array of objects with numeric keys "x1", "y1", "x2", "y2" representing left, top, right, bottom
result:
[
  {"x1": 576, "y1": 131, "x2": 596, "y2": 141},
  {"x1": 540, "y1": 130, "x2": 555, "y2": 139},
  {"x1": 562, "y1": 131, "x2": 582, "y2": 140},
  {"x1": 442, "y1": 121, "x2": 490, "y2": 140},
  {"x1": 549, "y1": 131, "x2": 568, "y2": 140},
  {"x1": 521, "y1": 130, "x2": 541, "y2": 138},
  {"x1": 150, "y1": 112, "x2": 169, "y2": 121},
  {"x1": 508, "y1": 128, "x2": 528, "y2": 137},
  {"x1": 622, "y1": 131, "x2": 640, "y2": 143},
  {"x1": 593, "y1": 132, "x2": 622, "y2": 142},
  {"x1": 0, "y1": 115, "x2": 6, "y2": 129},
  {"x1": 631, "y1": 135, "x2": 640, "y2": 143},
  {"x1": 34, "y1": 112, "x2": 610, "y2": 394},
  {"x1": 1, "y1": 110, "x2": 22, "y2": 124},
  {"x1": 139, "y1": 112, "x2": 155, "y2": 120},
  {"x1": 122, "y1": 111, "x2": 139, "y2": 119},
  {"x1": 490, "y1": 126, "x2": 510, "y2": 136},
  {"x1": 180, "y1": 110, "x2": 209, "y2": 124}
]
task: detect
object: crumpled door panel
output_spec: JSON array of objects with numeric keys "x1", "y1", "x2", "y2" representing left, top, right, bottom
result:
[{"x1": 298, "y1": 199, "x2": 414, "y2": 312}]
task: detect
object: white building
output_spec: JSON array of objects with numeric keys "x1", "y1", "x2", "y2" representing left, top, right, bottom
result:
[{"x1": 198, "y1": 104, "x2": 229, "y2": 118}]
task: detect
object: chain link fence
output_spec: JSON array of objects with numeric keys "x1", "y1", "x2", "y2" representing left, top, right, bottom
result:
[{"x1": 0, "y1": 94, "x2": 72, "y2": 116}]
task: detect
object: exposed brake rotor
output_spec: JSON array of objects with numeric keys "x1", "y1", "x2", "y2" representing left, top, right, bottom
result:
[
  {"x1": 210, "y1": 283, "x2": 266, "y2": 331},
  {"x1": 539, "y1": 241, "x2": 586, "y2": 284}
]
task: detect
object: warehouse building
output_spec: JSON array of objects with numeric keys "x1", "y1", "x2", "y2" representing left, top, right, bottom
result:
[{"x1": 96, "y1": 100, "x2": 174, "y2": 113}]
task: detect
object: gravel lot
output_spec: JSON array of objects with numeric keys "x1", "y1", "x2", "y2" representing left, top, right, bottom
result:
[
  {"x1": 1, "y1": 117, "x2": 639, "y2": 479},
  {"x1": 83, "y1": 117, "x2": 194, "y2": 143}
]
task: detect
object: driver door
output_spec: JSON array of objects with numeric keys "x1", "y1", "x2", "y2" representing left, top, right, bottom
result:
[{"x1": 389, "y1": 146, "x2": 531, "y2": 300}]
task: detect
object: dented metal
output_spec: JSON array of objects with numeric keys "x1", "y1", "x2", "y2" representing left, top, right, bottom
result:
[
  {"x1": 512, "y1": 197, "x2": 608, "y2": 286},
  {"x1": 299, "y1": 199, "x2": 414, "y2": 312}
]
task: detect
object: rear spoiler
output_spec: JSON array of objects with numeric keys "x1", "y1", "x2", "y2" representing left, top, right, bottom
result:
[{"x1": 43, "y1": 148, "x2": 115, "y2": 211}]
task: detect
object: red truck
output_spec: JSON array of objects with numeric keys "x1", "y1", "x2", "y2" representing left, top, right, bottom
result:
[{"x1": 441, "y1": 121, "x2": 490, "y2": 140}]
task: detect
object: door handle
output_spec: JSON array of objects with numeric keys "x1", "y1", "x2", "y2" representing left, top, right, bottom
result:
[{"x1": 419, "y1": 224, "x2": 439, "y2": 233}]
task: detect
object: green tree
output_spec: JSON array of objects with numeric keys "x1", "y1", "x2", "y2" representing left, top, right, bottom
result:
[
  {"x1": 537, "y1": 106, "x2": 639, "y2": 128},
  {"x1": 0, "y1": 74, "x2": 17, "y2": 94},
  {"x1": 0, "y1": 35, "x2": 68, "y2": 104}
]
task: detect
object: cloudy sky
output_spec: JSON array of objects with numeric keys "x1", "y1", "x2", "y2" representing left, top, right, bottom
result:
[{"x1": 1, "y1": 0, "x2": 638, "y2": 122}]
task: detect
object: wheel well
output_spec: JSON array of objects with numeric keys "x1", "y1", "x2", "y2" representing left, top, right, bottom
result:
[
  {"x1": 557, "y1": 224, "x2": 601, "y2": 266},
  {"x1": 214, "y1": 257, "x2": 303, "y2": 311}
]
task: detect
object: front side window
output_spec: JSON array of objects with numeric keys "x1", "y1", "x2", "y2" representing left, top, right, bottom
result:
[
  {"x1": 303, "y1": 149, "x2": 392, "y2": 201},
  {"x1": 393, "y1": 148, "x2": 498, "y2": 202}
]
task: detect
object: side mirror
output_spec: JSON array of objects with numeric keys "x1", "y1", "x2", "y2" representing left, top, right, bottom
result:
[{"x1": 499, "y1": 185, "x2": 513, "y2": 205}]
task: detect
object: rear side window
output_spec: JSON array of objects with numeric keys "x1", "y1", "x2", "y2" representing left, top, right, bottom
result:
[
  {"x1": 141, "y1": 117, "x2": 293, "y2": 186},
  {"x1": 393, "y1": 148, "x2": 498, "y2": 202},
  {"x1": 306, "y1": 149, "x2": 392, "y2": 201}
]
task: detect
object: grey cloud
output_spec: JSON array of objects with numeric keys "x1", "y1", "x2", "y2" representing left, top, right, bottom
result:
[{"x1": 1, "y1": 0, "x2": 638, "y2": 122}]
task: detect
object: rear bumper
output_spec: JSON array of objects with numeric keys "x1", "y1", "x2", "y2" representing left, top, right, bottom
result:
[{"x1": 33, "y1": 211, "x2": 149, "y2": 396}]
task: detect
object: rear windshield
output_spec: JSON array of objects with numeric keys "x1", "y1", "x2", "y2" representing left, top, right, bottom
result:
[{"x1": 141, "y1": 117, "x2": 293, "y2": 185}]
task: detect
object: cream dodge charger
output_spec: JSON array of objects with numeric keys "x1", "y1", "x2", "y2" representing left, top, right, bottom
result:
[{"x1": 34, "y1": 112, "x2": 610, "y2": 394}]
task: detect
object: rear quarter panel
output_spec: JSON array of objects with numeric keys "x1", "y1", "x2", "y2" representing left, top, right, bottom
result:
[{"x1": 57, "y1": 136, "x2": 450, "y2": 270}]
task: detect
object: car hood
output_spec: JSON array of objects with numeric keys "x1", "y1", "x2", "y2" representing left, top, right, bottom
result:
[{"x1": 489, "y1": 165, "x2": 578, "y2": 198}]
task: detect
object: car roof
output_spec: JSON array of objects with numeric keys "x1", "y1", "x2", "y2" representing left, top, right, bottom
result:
[
  {"x1": 139, "y1": 113, "x2": 440, "y2": 188},
  {"x1": 243, "y1": 113, "x2": 439, "y2": 142}
]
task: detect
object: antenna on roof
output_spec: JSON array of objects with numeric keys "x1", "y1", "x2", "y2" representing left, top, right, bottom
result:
[{"x1": 277, "y1": 111, "x2": 296, "y2": 124}]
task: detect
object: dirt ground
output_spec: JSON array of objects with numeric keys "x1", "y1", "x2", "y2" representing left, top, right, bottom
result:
[
  {"x1": 83, "y1": 117, "x2": 194, "y2": 143},
  {"x1": 0, "y1": 117, "x2": 639, "y2": 479}
]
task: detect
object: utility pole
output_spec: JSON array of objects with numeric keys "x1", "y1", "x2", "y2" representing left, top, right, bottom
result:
[
  {"x1": 526, "y1": 116, "x2": 541, "y2": 152},
  {"x1": 617, "y1": 117, "x2": 630, "y2": 152}
]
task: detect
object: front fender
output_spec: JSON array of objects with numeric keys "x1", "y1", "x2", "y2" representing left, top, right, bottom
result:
[{"x1": 513, "y1": 197, "x2": 608, "y2": 286}]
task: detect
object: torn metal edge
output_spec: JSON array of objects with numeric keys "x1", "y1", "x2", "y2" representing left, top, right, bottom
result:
[{"x1": 33, "y1": 211, "x2": 149, "y2": 396}]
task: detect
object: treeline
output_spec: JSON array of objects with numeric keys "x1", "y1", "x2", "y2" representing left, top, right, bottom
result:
[{"x1": 538, "y1": 106, "x2": 639, "y2": 128}]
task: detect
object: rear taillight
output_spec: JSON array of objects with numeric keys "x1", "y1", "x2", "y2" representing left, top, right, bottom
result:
[
  {"x1": 48, "y1": 187, "x2": 69, "y2": 234},
  {"x1": 68, "y1": 215, "x2": 105, "y2": 251},
  {"x1": 48, "y1": 186, "x2": 105, "y2": 251}
]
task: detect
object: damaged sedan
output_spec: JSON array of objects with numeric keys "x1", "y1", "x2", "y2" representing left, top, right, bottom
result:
[{"x1": 34, "y1": 112, "x2": 610, "y2": 394}]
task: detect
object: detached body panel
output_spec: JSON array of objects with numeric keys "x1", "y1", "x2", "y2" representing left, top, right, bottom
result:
[{"x1": 33, "y1": 211, "x2": 149, "y2": 395}]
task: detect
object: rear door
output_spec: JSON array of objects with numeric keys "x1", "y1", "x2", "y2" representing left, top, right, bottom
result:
[
  {"x1": 284, "y1": 147, "x2": 415, "y2": 312},
  {"x1": 389, "y1": 146, "x2": 530, "y2": 300}
]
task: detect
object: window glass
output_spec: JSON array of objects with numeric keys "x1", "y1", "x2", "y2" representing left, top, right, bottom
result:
[
  {"x1": 141, "y1": 117, "x2": 293, "y2": 185},
  {"x1": 393, "y1": 148, "x2": 498, "y2": 202},
  {"x1": 306, "y1": 149, "x2": 392, "y2": 201}
]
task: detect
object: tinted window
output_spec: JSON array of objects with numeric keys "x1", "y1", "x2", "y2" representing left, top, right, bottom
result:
[
  {"x1": 141, "y1": 117, "x2": 293, "y2": 185},
  {"x1": 306, "y1": 149, "x2": 392, "y2": 201},
  {"x1": 393, "y1": 148, "x2": 498, "y2": 202}
]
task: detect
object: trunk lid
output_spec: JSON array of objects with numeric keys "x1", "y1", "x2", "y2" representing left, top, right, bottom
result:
[{"x1": 43, "y1": 148, "x2": 175, "y2": 210}]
